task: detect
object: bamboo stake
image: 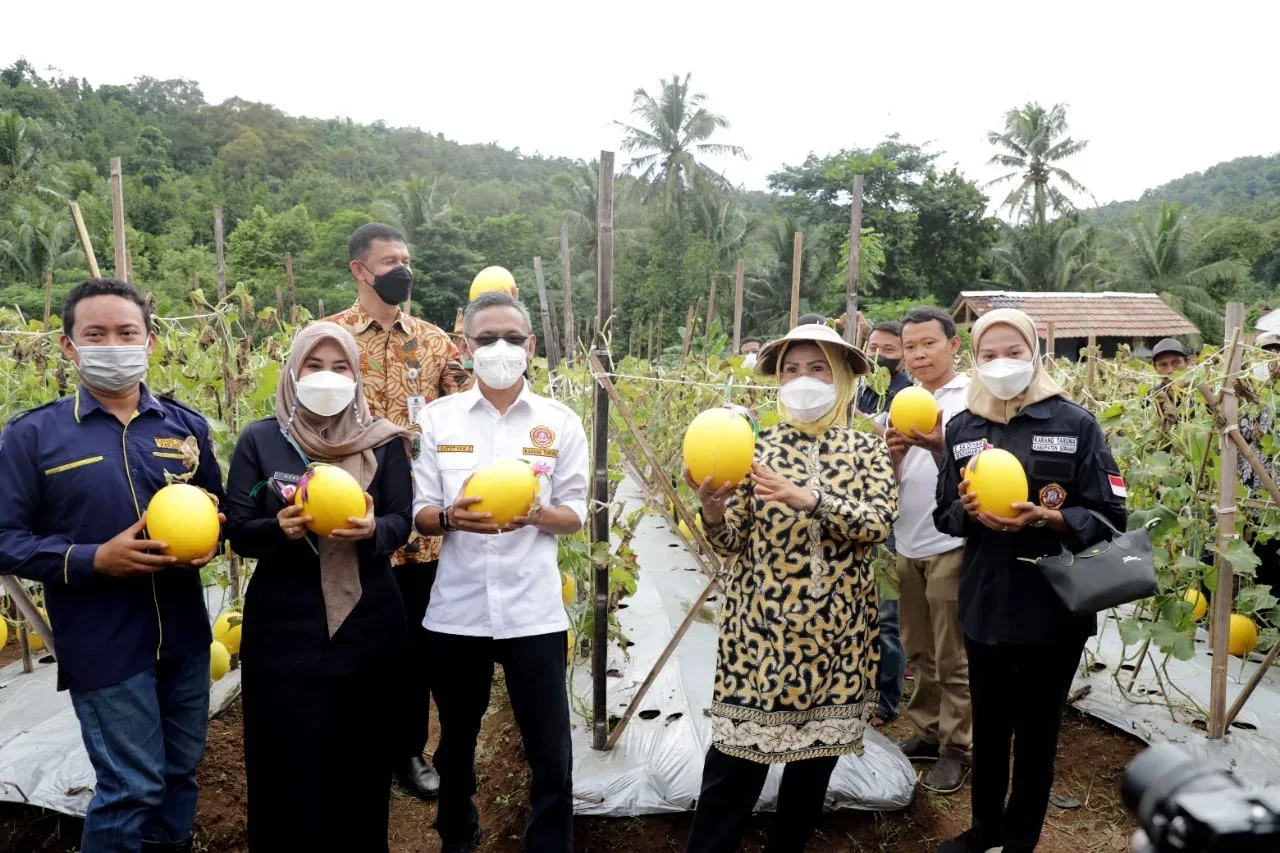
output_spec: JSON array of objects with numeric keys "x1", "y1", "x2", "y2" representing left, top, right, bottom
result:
[
  {"x1": 533, "y1": 256, "x2": 561, "y2": 372},
  {"x1": 42, "y1": 270, "x2": 53, "y2": 330},
  {"x1": 681, "y1": 300, "x2": 699, "y2": 362},
  {"x1": 318, "y1": 297, "x2": 325, "y2": 318},
  {"x1": 67, "y1": 202, "x2": 101, "y2": 278},
  {"x1": 843, "y1": 176, "x2": 864, "y2": 345},
  {"x1": 0, "y1": 577, "x2": 54, "y2": 658},
  {"x1": 704, "y1": 276, "x2": 717, "y2": 352},
  {"x1": 733, "y1": 259, "x2": 745, "y2": 355},
  {"x1": 213, "y1": 207, "x2": 228, "y2": 302},
  {"x1": 1208, "y1": 304, "x2": 1244, "y2": 739},
  {"x1": 1224, "y1": 640, "x2": 1280, "y2": 728},
  {"x1": 1198, "y1": 386, "x2": 1280, "y2": 510},
  {"x1": 590, "y1": 152, "x2": 615, "y2": 751},
  {"x1": 561, "y1": 222, "x2": 575, "y2": 365},
  {"x1": 647, "y1": 320, "x2": 655, "y2": 364},
  {"x1": 1087, "y1": 332, "x2": 1097, "y2": 385},
  {"x1": 1046, "y1": 321, "x2": 1056, "y2": 361},
  {"x1": 789, "y1": 231, "x2": 803, "y2": 329},
  {"x1": 655, "y1": 310, "x2": 664, "y2": 366},
  {"x1": 109, "y1": 157, "x2": 128, "y2": 281},
  {"x1": 285, "y1": 252, "x2": 296, "y2": 324}
]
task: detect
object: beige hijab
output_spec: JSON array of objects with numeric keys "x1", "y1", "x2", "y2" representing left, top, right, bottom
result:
[
  {"x1": 277, "y1": 322, "x2": 409, "y2": 637},
  {"x1": 967, "y1": 308, "x2": 1066, "y2": 424}
]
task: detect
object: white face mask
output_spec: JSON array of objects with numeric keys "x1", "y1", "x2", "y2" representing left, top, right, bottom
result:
[
  {"x1": 73, "y1": 343, "x2": 149, "y2": 392},
  {"x1": 977, "y1": 358, "x2": 1035, "y2": 401},
  {"x1": 779, "y1": 375, "x2": 837, "y2": 422},
  {"x1": 742, "y1": 353, "x2": 758, "y2": 370},
  {"x1": 472, "y1": 339, "x2": 528, "y2": 390},
  {"x1": 295, "y1": 370, "x2": 357, "y2": 417}
]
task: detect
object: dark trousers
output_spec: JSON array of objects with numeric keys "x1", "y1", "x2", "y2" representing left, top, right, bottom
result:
[
  {"x1": 684, "y1": 746, "x2": 839, "y2": 853},
  {"x1": 394, "y1": 559, "x2": 438, "y2": 760},
  {"x1": 965, "y1": 635, "x2": 1085, "y2": 851},
  {"x1": 428, "y1": 630, "x2": 572, "y2": 852},
  {"x1": 243, "y1": 662, "x2": 396, "y2": 852}
]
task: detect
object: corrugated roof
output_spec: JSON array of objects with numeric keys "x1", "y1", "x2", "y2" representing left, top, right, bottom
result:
[
  {"x1": 950, "y1": 291, "x2": 1200, "y2": 338},
  {"x1": 1258, "y1": 307, "x2": 1280, "y2": 334}
]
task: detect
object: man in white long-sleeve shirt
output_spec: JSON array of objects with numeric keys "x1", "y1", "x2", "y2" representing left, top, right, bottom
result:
[{"x1": 412, "y1": 291, "x2": 588, "y2": 853}]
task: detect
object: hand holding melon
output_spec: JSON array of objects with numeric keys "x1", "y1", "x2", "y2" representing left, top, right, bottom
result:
[
  {"x1": 959, "y1": 448, "x2": 1045, "y2": 533},
  {"x1": 147, "y1": 484, "x2": 224, "y2": 566},
  {"x1": 887, "y1": 387, "x2": 943, "y2": 454},
  {"x1": 449, "y1": 459, "x2": 540, "y2": 534}
]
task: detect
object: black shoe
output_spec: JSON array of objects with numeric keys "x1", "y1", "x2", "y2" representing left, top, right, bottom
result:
[
  {"x1": 441, "y1": 826, "x2": 484, "y2": 853},
  {"x1": 398, "y1": 756, "x2": 441, "y2": 800},
  {"x1": 921, "y1": 757, "x2": 969, "y2": 794},
  {"x1": 899, "y1": 735, "x2": 941, "y2": 761},
  {"x1": 938, "y1": 827, "x2": 1000, "y2": 853}
]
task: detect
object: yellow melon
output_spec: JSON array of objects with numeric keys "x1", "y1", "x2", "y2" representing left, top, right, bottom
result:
[
  {"x1": 27, "y1": 607, "x2": 48, "y2": 652},
  {"x1": 683, "y1": 408, "x2": 755, "y2": 487},
  {"x1": 470, "y1": 266, "x2": 518, "y2": 301},
  {"x1": 214, "y1": 611, "x2": 242, "y2": 655},
  {"x1": 889, "y1": 386, "x2": 939, "y2": 437},
  {"x1": 1228, "y1": 614, "x2": 1258, "y2": 658},
  {"x1": 1184, "y1": 588, "x2": 1207, "y2": 621},
  {"x1": 964, "y1": 448, "x2": 1029, "y2": 518},
  {"x1": 147, "y1": 484, "x2": 221, "y2": 563},
  {"x1": 561, "y1": 573, "x2": 576, "y2": 606},
  {"x1": 464, "y1": 459, "x2": 538, "y2": 527},
  {"x1": 210, "y1": 640, "x2": 231, "y2": 682},
  {"x1": 296, "y1": 465, "x2": 367, "y2": 536}
]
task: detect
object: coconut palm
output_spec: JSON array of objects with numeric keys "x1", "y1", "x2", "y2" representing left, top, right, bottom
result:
[
  {"x1": 987, "y1": 103, "x2": 1089, "y2": 226},
  {"x1": 1117, "y1": 203, "x2": 1246, "y2": 333},
  {"x1": 615, "y1": 74, "x2": 746, "y2": 211},
  {"x1": 990, "y1": 217, "x2": 1106, "y2": 292},
  {"x1": 0, "y1": 202, "x2": 81, "y2": 286},
  {"x1": 387, "y1": 174, "x2": 453, "y2": 240}
]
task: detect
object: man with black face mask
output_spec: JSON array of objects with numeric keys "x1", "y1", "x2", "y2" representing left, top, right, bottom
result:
[
  {"x1": 327, "y1": 223, "x2": 471, "y2": 801},
  {"x1": 857, "y1": 320, "x2": 912, "y2": 417}
]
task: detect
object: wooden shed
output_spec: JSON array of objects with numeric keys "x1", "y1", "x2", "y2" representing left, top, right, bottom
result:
[{"x1": 950, "y1": 291, "x2": 1201, "y2": 360}]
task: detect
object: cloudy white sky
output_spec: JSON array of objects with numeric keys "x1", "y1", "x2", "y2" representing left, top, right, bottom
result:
[{"x1": 7, "y1": 0, "x2": 1278, "y2": 208}]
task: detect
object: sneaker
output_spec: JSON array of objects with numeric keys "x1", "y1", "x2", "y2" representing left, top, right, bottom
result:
[
  {"x1": 922, "y1": 756, "x2": 969, "y2": 794},
  {"x1": 899, "y1": 735, "x2": 941, "y2": 761},
  {"x1": 938, "y1": 827, "x2": 1001, "y2": 853}
]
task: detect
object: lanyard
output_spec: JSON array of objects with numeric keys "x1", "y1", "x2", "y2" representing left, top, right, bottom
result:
[{"x1": 280, "y1": 428, "x2": 313, "y2": 468}]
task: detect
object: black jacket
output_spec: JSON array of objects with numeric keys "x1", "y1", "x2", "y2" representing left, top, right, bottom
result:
[
  {"x1": 934, "y1": 396, "x2": 1127, "y2": 645},
  {"x1": 224, "y1": 418, "x2": 412, "y2": 676}
]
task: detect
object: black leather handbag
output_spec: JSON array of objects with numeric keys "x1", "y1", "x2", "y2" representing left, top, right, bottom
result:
[{"x1": 1036, "y1": 510, "x2": 1158, "y2": 616}]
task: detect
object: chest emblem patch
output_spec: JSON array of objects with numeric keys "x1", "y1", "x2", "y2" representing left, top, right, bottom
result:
[
  {"x1": 530, "y1": 426, "x2": 555, "y2": 448},
  {"x1": 1039, "y1": 482, "x2": 1067, "y2": 510}
]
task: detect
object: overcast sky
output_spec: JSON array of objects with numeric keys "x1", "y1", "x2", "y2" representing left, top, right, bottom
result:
[{"x1": 8, "y1": 0, "x2": 1278, "y2": 209}]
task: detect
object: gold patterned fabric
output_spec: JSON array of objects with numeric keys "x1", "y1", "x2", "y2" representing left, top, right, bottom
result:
[
  {"x1": 702, "y1": 423, "x2": 898, "y2": 764},
  {"x1": 326, "y1": 302, "x2": 472, "y2": 564}
]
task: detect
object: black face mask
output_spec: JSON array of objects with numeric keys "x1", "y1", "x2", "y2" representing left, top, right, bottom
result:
[
  {"x1": 367, "y1": 264, "x2": 413, "y2": 306},
  {"x1": 875, "y1": 354, "x2": 902, "y2": 374}
]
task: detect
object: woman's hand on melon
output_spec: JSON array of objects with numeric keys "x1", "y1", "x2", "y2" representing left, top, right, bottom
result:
[
  {"x1": 277, "y1": 504, "x2": 313, "y2": 540},
  {"x1": 683, "y1": 467, "x2": 737, "y2": 526},
  {"x1": 94, "y1": 515, "x2": 176, "y2": 577},
  {"x1": 958, "y1": 478, "x2": 982, "y2": 521},
  {"x1": 328, "y1": 493, "x2": 377, "y2": 542}
]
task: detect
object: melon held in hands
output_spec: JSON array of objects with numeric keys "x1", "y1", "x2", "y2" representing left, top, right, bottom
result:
[
  {"x1": 683, "y1": 406, "x2": 756, "y2": 487},
  {"x1": 147, "y1": 484, "x2": 221, "y2": 563},
  {"x1": 963, "y1": 448, "x2": 1029, "y2": 518},
  {"x1": 295, "y1": 465, "x2": 366, "y2": 536},
  {"x1": 889, "y1": 386, "x2": 940, "y2": 437},
  {"x1": 463, "y1": 458, "x2": 539, "y2": 527}
]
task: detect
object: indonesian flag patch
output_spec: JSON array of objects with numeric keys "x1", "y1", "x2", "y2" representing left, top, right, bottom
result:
[{"x1": 1108, "y1": 474, "x2": 1128, "y2": 498}]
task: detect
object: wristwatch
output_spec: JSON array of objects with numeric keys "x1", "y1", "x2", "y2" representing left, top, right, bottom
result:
[{"x1": 440, "y1": 507, "x2": 456, "y2": 532}]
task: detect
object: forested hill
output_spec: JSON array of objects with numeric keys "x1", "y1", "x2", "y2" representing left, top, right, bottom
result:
[{"x1": 1091, "y1": 154, "x2": 1280, "y2": 225}]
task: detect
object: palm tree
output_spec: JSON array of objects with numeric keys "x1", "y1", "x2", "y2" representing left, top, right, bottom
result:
[
  {"x1": 990, "y1": 217, "x2": 1106, "y2": 292},
  {"x1": 615, "y1": 74, "x2": 746, "y2": 211},
  {"x1": 387, "y1": 174, "x2": 453, "y2": 239},
  {"x1": 551, "y1": 161, "x2": 600, "y2": 261},
  {"x1": 1117, "y1": 203, "x2": 1246, "y2": 333},
  {"x1": 0, "y1": 202, "x2": 81, "y2": 286},
  {"x1": 690, "y1": 189, "x2": 758, "y2": 269},
  {"x1": 987, "y1": 103, "x2": 1089, "y2": 226}
]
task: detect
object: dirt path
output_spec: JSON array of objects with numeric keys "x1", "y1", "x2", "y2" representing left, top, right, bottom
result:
[{"x1": 0, "y1": 671, "x2": 1142, "y2": 853}]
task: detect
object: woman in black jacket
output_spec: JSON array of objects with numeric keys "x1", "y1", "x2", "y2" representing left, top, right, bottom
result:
[
  {"x1": 933, "y1": 309, "x2": 1126, "y2": 853},
  {"x1": 225, "y1": 322, "x2": 413, "y2": 852}
]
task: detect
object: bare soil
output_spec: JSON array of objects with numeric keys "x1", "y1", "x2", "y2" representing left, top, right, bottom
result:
[{"x1": 0, "y1": 669, "x2": 1142, "y2": 853}]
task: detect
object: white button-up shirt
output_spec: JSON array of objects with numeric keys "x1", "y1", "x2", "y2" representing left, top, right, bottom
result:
[
  {"x1": 895, "y1": 373, "x2": 970, "y2": 559},
  {"x1": 412, "y1": 382, "x2": 589, "y2": 638}
]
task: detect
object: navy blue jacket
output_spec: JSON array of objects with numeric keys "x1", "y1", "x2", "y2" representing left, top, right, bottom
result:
[{"x1": 0, "y1": 385, "x2": 225, "y2": 692}]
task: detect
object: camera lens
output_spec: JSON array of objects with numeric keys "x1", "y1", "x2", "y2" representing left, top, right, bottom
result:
[{"x1": 1123, "y1": 744, "x2": 1240, "y2": 828}]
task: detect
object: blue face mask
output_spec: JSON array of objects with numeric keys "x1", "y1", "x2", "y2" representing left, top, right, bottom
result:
[{"x1": 461, "y1": 359, "x2": 474, "y2": 370}]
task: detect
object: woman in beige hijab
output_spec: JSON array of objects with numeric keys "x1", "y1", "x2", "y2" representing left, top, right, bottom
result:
[
  {"x1": 224, "y1": 322, "x2": 413, "y2": 852},
  {"x1": 932, "y1": 309, "x2": 1126, "y2": 853}
]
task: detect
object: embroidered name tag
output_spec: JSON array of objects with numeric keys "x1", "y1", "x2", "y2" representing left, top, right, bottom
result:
[
  {"x1": 523, "y1": 447, "x2": 559, "y2": 458},
  {"x1": 953, "y1": 439, "x2": 986, "y2": 461},
  {"x1": 270, "y1": 471, "x2": 301, "y2": 502},
  {"x1": 438, "y1": 444, "x2": 475, "y2": 453},
  {"x1": 155, "y1": 437, "x2": 188, "y2": 450},
  {"x1": 1032, "y1": 435, "x2": 1078, "y2": 454}
]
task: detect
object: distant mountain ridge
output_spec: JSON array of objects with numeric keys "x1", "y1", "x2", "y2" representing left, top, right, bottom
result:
[{"x1": 1090, "y1": 153, "x2": 1280, "y2": 224}]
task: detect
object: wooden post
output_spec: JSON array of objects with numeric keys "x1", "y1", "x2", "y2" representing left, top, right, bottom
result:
[
  {"x1": 285, "y1": 252, "x2": 296, "y2": 324},
  {"x1": 0, "y1": 577, "x2": 55, "y2": 658},
  {"x1": 533, "y1": 256, "x2": 561, "y2": 372},
  {"x1": 1086, "y1": 331, "x2": 1097, "y2": 385},
  {"x1": 1224, "y1": 640, "x2": 1280, "y2": 728},
  {"x1": 590, "y1": 152, "x2": 615, "y2": 751},
  {"x1": 67, "y1": 202, "x2": 101, "y2": 278},
  {"x1": 318, "y1": 297, "x2": 325, "y2": 318},
  {"x1": 213, "y1": 207, "x2": 228, "y2": 302},
  {"x1": 1208, "y1": 303, "x2": 1244, "y2": 739},
  {"x1": 109, "y1": 157, "x2": 128, "y2": 281},
  {"x1": 647, "y1": 320, "x2": 655, "y2": 363},
  {"x1": 42, "y1": 270, "x2": 54, "y2": 330},
  {"x1": 704, "y1": 276, "x2": 717, "y2": 352},
  {"x1": 1046, "y1": 321, "x2": 1056, "y2": 360},
  {"x1": 655, "y1": 310, "x2": 664, "y2": 366},
  {"x1": 843, "y1": 176, "x2": 864, "y2": 344},
  {"x1": 681, "y1": 300, "x2": 700, "y2": 362},
  {"x1": 733, "y1": 259, "x2": 745, "y2": 355},
  {"x1": 789, "y1": 231, "x2": 803, "y2": 329},
  {"x1": 561, "y1": 222, "x2": 575, "y2": 364},
  {"x1": 275, "y1": 287, "x2": 284, "y2": 319}
]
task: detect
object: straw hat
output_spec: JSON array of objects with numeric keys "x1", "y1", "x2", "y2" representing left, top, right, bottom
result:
[{"x1": 755, "y1": 323, "x2": 871, "y2": 377}]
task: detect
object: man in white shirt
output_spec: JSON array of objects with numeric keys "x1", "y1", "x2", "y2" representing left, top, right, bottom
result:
[
  {"x1": 884, "y1": 307, "x2": 973, "y2": 795},
  {"x1": 412, "y1": 291, "x2": 589, "y2": 853}
]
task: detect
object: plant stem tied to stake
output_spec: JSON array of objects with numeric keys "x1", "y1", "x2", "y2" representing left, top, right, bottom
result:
[{"x1": 590, "y1": 152, "x2": 615, "y2": 751}]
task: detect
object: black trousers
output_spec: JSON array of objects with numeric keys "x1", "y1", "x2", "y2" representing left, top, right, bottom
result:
[
  {"x1": 242, "y1": 662, "x2": 395, "y2": 852},
  {"x1": 394, "y1": 559, "x2": 438, "y2": 761},
  {"x1": 965, "y1": 635, "x2": 1085, "y2": 851},
  {"x1": 428, "y1": 630, "x2": 572, "y2": 852},
  {"x1": 684, "y1": 746, "x2": 839, "y2": 853}
]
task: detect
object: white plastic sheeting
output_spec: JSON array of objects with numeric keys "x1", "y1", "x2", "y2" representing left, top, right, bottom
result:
[{"x1": 569, "y1": 476, "x2": 918, "y2": 815}]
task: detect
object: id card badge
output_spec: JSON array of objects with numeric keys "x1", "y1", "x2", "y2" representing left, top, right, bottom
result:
[{"x1": 407, "y1": 395, "x2": 427, "y2": 425}]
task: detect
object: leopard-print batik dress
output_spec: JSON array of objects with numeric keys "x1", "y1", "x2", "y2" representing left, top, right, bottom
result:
[{"x1": 702, "y1": 423, "x2": 898, "y2": 764}]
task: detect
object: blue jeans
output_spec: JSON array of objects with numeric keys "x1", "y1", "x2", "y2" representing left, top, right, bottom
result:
[
  {"x1": 877, "y1": 598, "x2": 905, "y2": 720},
  {"x1": 70, "y1": 649, "x2": 211, "y2": 853}
]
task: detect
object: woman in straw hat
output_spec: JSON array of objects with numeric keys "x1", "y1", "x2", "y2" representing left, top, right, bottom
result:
[
  {"x1": 933, "y1": 309, "x2": 1126, "y2": 853},
  {"x1": 683, "y1": 323, "x2": 899, "y2": 853},
  {"x1": 224, "y1": 322, "x2": 414, "y2": 852}
]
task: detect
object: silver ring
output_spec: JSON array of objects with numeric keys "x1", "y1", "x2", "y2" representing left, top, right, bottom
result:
[{"x1": 1001, "y1": 526, "x2": 1010, "y2": 532}]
